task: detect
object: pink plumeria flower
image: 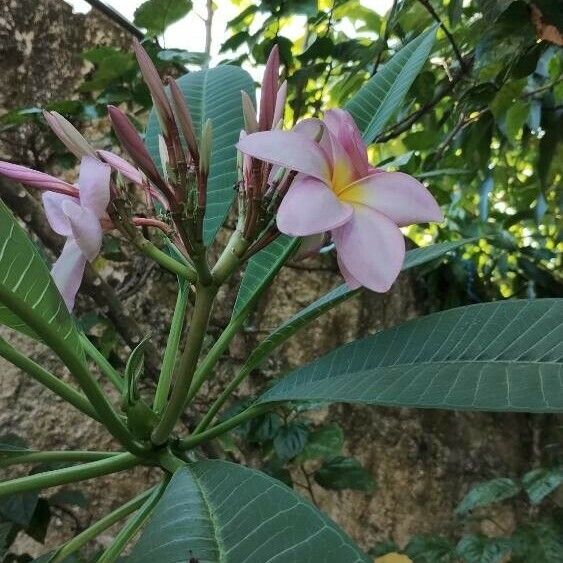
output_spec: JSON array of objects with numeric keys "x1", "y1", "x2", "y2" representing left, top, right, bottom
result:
[
  {"x1": 237, "y1": 109, "x2": 443, "y2": 292},
  {"x1": 42, "y1": 156, "x2": 111, "y2": 310}
]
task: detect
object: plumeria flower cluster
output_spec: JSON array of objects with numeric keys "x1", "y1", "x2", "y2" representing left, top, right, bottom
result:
[{"x1": 0, "y1": 41, "x2": 442, "y2": 311}]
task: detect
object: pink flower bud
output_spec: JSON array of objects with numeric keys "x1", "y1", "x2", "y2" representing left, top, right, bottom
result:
[
  {"x1": 43, "y1": 111, "x2": 96, "y2": 159},
  {"x1": 259, "y1": 45, "x2": 280, "y2": 131},
  {"x1": 0, "y1": 161, "x2": 78, "y2": 197}
]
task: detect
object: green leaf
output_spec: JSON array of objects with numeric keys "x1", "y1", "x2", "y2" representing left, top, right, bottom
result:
[
  {"x1": 0, "y1": 491, "x2": 39, "y2": 528},
  {"x1": 405, "y1": 534, "x2": 456, "y2": 562},
  {"x1": 456, "y1": 534, "x2": 511, "y2": 563},
  {"x1": 345, "y1": 25, "x2": 437, "y2": 143},
  {"x1": 522, "y1": 467, "x2": 563, "y2": 504},
  {"x1": 511, "y1": 520, "x2": 563, "y2": 562},
  {"x1": 0, "y1": 200, "x2": 83, "y2": 355},
  {"x1": 146, "y1": 65, "x2": 255, "y2": 245},
  {"x1": 243, "y1": 240, "x2": 473, "y2": 375},
  {"x1": 134, "y1": 0, "x2": 192, "y2": 35},
  {"x1": 273, "y1": 422, "x2": 309, "y2": 461},
  {"x1": 315, "y1": 457, "x2": 375, "y2": 492},
  {"x1": 233, "y1": 235, "x2": 299, "y2": 318},
  {"x1": 0, "y1": 434, "x2": 29, "y2": 456},
  {"x1": 257, "y1": 299, "x2": 563, "y2": 413},
  {"x1": 130, "y1": 461, "x2": 369, "y2": 562},
  {"x1": 456, "y1": 478, "x2": 521, "y2": 515},
  {"x1": 248, "y1": 412, "x2": 283, "y2": 443},
  {"x1": 299, "y1": 424, "x2": 344, "y2": 461}
]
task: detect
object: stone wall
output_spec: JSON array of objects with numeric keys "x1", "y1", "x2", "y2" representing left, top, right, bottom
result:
[{"x1": 0, "y1": 0, "x2": 555, "y2": 558}]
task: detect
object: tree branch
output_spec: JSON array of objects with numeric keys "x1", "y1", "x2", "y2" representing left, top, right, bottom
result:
[{"x1": 417, "y1": 0, "x2": 466, "y2": 71}]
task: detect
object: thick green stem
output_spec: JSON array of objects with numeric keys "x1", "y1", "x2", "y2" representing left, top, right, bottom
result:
[
  {"x1": 98, "y1": 480, "x2": 168, "y2": 563},
  {"x1": 0, "y1": 336, "x2": 99, "y2": 421},
  {"x1": 0, "y1": 450, "x2": 118, "y2": 469},
  {"x1": 176, "y1": 404, "x2": 270, "y2": 451},
  {"x1": 212, "y1": 229, "x2": 249, "y2": 285},
  {"x1": 0, "y1": 286, "x2": 147, "y2": 455},
  {"x1": 0, "y1": 452, "x2": 139, "y2": 497},
  {"x1": 51, "y1": 486, "x2": 156, "y2": 563},
  {"x1": 138, "y1": 238, "x2": 197, "y2": 282},
  {"x1": 151, "y1": 284, "x2": 217, "y2": 445},
  {"x1": 79, "y1": 333, "x2": 124, "y2": 392},
  {"x1": 153, "y1": 280, "x2": 189, "y2": 413}
]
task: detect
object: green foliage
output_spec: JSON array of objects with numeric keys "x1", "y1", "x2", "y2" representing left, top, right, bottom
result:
[
  {"x1": 0, "y1": 200, "x2": 83, "y2": 355},
  {"x1": 134, "y1": 0, "x2": 193, "y2": 36},
  {"x1": 299, "y1": 424, "x2": 344, "y2": 461},
  {"x1": 346, "y1": 25, "x2": 438, "y2": 142},
  {"x1": 455, "y1": 534, "x2": 512, "y2": 563},
  {"x1": 522, "y1": 467, "x2": 563, "y2": 504},
  {"x1": 314, "y1": 457, "x2": 375, "y2": 492},
  {"x1": 145, "y1": 65, "x2": 255, "y2": 245},
  {"x1": 130, "y1": 463, "x2": 370, "y2": 562},
  {"x1": 257, "y1": 299, "x2": 563, "y2": 413},
  {"x1": 233, "y1": 235, "x2": 299, "y2": 318},
  {"x1": 456, "y1": 478, "x2": 521, "y2": 514}
]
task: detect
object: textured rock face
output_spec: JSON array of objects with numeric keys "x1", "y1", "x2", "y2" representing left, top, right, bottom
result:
[{"x1": 0, "y1": 0, "x2": 555, "y2": 558}]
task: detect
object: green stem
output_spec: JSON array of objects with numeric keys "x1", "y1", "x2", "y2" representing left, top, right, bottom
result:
[
  {"x1": 0, "y1": 336, "x2": 99, "y2": 421},
  {"x1": 0, "y1": 452, "x2": 139, "y2": 498},
  {"x1": 138, "y1": 238, "x2": 197, "y2": 282},
  {"x1": 51, "y1": 486, "x2": 156, "y2": 563},
  {"x1": 194, "y1": 362, "x2": 253, "y2": 434},
  {"x1": 0, "y1": 450, "x2": 118, "y2": 469},
  {"x1": 79, "y1": 333, "x2": 124, "y2": 392},
  {"x1": 176, "y1": 404, "x2": 269, "y2": 451},
  {"x1": 0, "y1": 286, "x2": 147, "y2": 455},
  {"x1": 153, "y1": 280, "x2": 189, "y2": 413},
  {"x1": 185, "y1": 312, "x2": 247, "y2": 408},
  {"x1": 151, "y1": 284, "x2": 217, "y2": 445},
  {"x1": 98, "y1": 480, "x2": 168, "y2": 563},
  {"x1": 212, "y1": 229, "x2": 249, "y2": 285}
]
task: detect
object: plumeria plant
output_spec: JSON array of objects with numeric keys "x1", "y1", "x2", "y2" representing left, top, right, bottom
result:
[{"x1": 0, "y1": 27, "x2": 561, "y2": 562}]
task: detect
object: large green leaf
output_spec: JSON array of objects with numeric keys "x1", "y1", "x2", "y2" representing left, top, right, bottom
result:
[
  {"x1": 130, "y1": 461, "x2": 368, "y2": 562},
  {"x1": 0, "y1": 200, "x2": 82, "y2": 352},
  {"x1": 134, "y1": 0, "x2": 193, "y2": 36},
  {"x1": 345, "y1": 25, "x2": 437, "y2": 143},
  {"x1": 146, "y1": 65, "x2": 255, "y2": 245},
  {"x1": 256, "y1": 299, "x2": 563, "y2": 413},
  {"x1": 243, "y1": 240, "x2": 472, "y2": 371},
  {"x1": 233, "y1": 235, "x2": 298, "y2": 318}
]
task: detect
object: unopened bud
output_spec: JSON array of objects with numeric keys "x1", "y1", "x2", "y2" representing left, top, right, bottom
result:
[
  {"x1": 241, "y1": 91, "x2": 258, "y2": 133},
  {"x1": 168, "y1": 78, "x2": 199, "y2": 162},
  {"x1": 259, "y1": 45, "x2": 280, "y2": 131},
  {"x1": 107, "y1": 105, "x2": 163, "y2": 190},
  {"x1": 43, "y1": 111, "x2": 96, "y2": 158},
  {"x1": 132, "y1": 39, "x2": 174, "y2": 135},
  {"x1": 199, "y1": 119, "x2": 213, "y2": 177},
  {"x1": 272, "y1": 80, "x2": 287, "y2": 128}
]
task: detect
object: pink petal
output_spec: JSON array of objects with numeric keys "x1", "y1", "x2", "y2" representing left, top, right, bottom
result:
[
  {"x1": 98, "y1": 150, "x2": 143, "y2": 185},
  {"x1": 277, "y1": 176, "x2": 353, "y2": 236},
  {"x1": 62, "y1": 200, "x2": 102, "y2": 261},
  {"x1": 0, "y1": 161, "x2": 78, "y2": 196},
  {"x1": 293, "y1": 118, "x2": 332, "y2": 160},
  {"x1": 77, "y1": 156, "x2": 111, "y2": 218},
  {"x1": 51, "y1": 239, "x2": 87, "y2": 311},
  {"x1": 337, "y1": 254, "x2": 362, "y2": 289},
  {"x1": 42, "y1": 192, "x2": 78, "y2": 236},
  {"x1": 340, "y1": 171, "x2": 443, "y2": 227},
  {"x1": 332, "y1": 206, "x2": 405, "y2": 293},
  {"x1": 236, "y1": 130, "x2": 331, "y2": 183},
  {"x1": 324, "y1": 109, "x2": 368, "y2": 178}
]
